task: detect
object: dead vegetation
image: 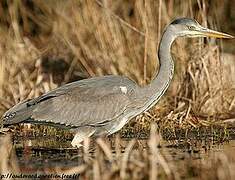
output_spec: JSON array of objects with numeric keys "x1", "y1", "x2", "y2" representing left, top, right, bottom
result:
[
  {"x1": 1, "y1": 125, "x2": 235, "y2": 180},
  {"x1": 0, "y1": 0, "x2": 234, "y2": 129},
  {"x1": 0, "y1": 0, "x2": 235, "y2": 179}
]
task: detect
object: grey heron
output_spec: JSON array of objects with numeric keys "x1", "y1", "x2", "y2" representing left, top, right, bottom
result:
[{"x1": 1, "y1": 18, "x2": 233, "y2": 147}]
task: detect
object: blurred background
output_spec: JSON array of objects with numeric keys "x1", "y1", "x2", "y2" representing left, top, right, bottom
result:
[
  {"x1": 0, "y1": 0, "x2": 235, "y2": 130},
  {"x1": 0, "y1": 1, "x2": 235, "y2": 179}
]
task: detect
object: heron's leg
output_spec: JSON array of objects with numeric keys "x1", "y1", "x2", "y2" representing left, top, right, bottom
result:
[{"x1": 71, "y1": 127, "x2": 95, "y2": 148}]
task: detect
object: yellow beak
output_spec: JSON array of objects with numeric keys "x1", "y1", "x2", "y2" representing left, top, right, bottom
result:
[{"x1": 201, "y1": 28, "x2": 234, "y2": 39}]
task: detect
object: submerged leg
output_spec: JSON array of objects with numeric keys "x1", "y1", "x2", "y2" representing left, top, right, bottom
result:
[{"x1": 71, "y1": 127, "x2": 95, "y2": 148}]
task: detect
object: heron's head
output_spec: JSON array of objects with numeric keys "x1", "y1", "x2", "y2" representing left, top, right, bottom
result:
[{"x1": 169, "y1": 18, "x2": 234, "y2": 39}]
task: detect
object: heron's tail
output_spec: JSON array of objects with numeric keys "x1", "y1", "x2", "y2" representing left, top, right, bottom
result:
[{"x1": 1, "y1": 99, "x2": 35, "y2": 126}]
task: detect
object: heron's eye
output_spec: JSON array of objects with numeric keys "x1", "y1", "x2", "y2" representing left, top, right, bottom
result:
[{"x1": 188, "y1": 26, "x2": 195, "y2": 30}]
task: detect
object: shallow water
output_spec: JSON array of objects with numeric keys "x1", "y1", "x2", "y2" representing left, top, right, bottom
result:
[
  {"x1": 11, "y1": 132, "x2": 235, "y2": 172},
  {"x1": 0, "y1": 124, "x2": 234, "y2": 172}
]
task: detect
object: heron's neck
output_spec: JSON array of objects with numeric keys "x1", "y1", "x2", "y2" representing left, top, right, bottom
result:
[{"x1": 138, "y1": 28, "x2": 175, "y2": 110}]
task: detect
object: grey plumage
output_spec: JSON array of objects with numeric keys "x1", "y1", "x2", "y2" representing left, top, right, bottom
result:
[
  {"x1": 1, "y1": 18, "x2": 233, "y2": 147},
  {"x1": 3, "y1": 76, "x2": 138, "y2": 128}
]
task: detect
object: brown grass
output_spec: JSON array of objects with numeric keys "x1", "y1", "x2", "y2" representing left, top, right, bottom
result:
[
  {"x1": 0, "y1": 0, "x2": 234, "y2": 127},
  {"x1": 0, "y1": 0, "x2": 235, "y2": 179}
]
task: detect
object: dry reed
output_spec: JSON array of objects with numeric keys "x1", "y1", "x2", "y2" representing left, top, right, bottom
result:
[
  {"x1": 0, "y1": 0, "x2": 234, "y2": 179},
  {"x1": 1, "y1": 126, "x2": 235, "y2": 179}
]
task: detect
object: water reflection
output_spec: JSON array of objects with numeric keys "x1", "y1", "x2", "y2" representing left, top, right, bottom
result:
[{"x1": 11, "y1": 134, "x2": 235, "y2": 171}]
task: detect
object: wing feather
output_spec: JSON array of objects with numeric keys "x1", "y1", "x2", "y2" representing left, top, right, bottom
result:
[{"x1": 31, "y1": 76, "x2": 137, "y2": 127}]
